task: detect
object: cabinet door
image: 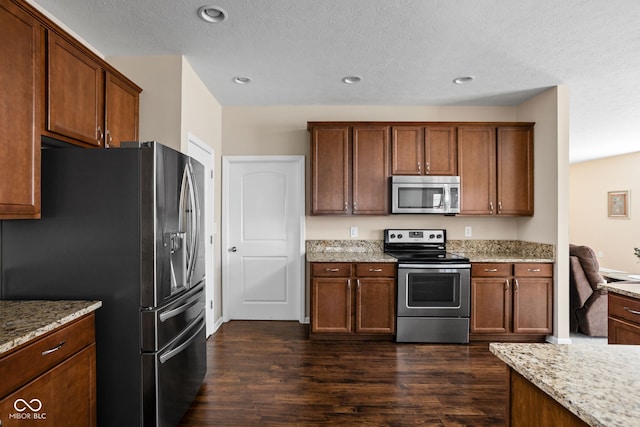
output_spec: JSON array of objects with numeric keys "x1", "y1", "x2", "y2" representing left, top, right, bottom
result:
[
  {"x1": 352, "y1": 126, "x2": 390, "y2": 215},
  {"x1": 471, "y1": 277, "x2": 510, "y2": 333},
  {"x1": 104, "y1": 72, "x2": 140, "y2": 147},
  {"x1": 497, "y1": 126, "x2": 534, "y2": 215},
  {"x1": 310, "y1": 126, "x2": 349, "y2": 214},
  {"x1": 47, "y1": 32, "x2": 104, "y2": 147},
  {"x1": 458, "y1": 126, "x2": 496, "y2": 215},
  {"x1": 311, "y1": 278, "x2": 352, "y2": 333},
  {"x1": 0, "y1": 1, "x2": 41, "y2": 219},
  {"x1": 355, "y1": 278, "x2": 395, "y2": 334},
  {"x1": 391, "y1": 126, "x2": 423, "y2": 175},
  {"x1": 512, "y1": 277, "x2": 552, "y2": 334},
  {"x1": 0, "y1": 345, "x2": 96, "y2": 427},
  {"x1": 608, "y1": 317, "x2": 640, "y2": 345},
  {"x1": 424, "y1": 126, "x2": 457, "y2": 175}
]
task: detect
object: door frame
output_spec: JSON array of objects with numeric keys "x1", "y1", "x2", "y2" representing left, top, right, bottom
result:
[
  {"x1": 187, "y1": 133, "x2": 217, "y2": 336},
  {"x1": 222, "y1": 156, "x2": 306, "y2": 323}
]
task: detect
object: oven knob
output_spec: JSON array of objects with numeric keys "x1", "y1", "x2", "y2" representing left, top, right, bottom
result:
[
  {"x1": 429, "y1": 234, "x2": 435, "y2": 239},
  {"x1": 390, "y1": 234, "x2": 396, "y2": 239},
  {"x1": 397, "y1": 234, "x2": 403, "y2": 239},
  {"x1": 437, "y1": 234, "x2": 443, "y2": 239}
]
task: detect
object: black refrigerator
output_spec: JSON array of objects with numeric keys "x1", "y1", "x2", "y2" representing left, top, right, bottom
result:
[{"x1": 1, "y1": 142, "x2": 207, "y2": 426}]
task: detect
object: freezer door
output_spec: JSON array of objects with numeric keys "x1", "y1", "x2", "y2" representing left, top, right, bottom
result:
[{"x1": 142, "y1": 314, "x2": 207, "y2": 427}]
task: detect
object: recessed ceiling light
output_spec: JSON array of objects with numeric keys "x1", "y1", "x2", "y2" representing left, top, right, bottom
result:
[
  {"x1": 233, "y1": 76, "x2": 251, "y2": 85},
  {"x1": 453, "y1": 76, "x2": 475, "y2": 85},
  {"x1": 342, "y1": 76, "x2": 362, "y2": 84},
  {"x1": 198, "y1": 5, "x2": 227, "y2": 23}
]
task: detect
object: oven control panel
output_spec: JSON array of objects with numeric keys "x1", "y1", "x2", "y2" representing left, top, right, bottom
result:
[{"x1": 384, "y1": 229, "x2": 446, "y2": 244}]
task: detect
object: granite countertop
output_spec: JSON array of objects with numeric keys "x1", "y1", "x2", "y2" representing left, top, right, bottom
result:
[
  {"x1": 490, "y1": 342, "x2": 640, "y2": 427},
  {"x1": 0, "y1": 300, "x2": 102, "y2": 356},
  {"x1": 306, "y1": 239, "x2": 555, "y2": 264},
  {"x1": 600, "y1": 281, "x2": 640, "y2": 299}
]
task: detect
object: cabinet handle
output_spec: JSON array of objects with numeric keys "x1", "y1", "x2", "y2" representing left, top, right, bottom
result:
[
  {"x1": 528, "y1": 268, "x2": 541, "y2": 272},
  {"x1": 369, "y1": 268, "x2": 383, "y2": 272},
  {"x1": 42, "y1": 341, "x2": 66, "y2": 356},
  {"x1": 97, "y1": 126, "x2": 104, "y2": 145},
  {"x1": 514, "y1": 279, "x2": 519, "y2": 291},
  {"x1": 417, "y1": 162, "x2": 421, "y2": 173},
  {"x1": 105, "y1": 129, "x2": 113, "y2": 148},
  {"x1": 504, "y1": 279, "x2": 510, "y2": 291},
  {"x1": 426, "y1": 161, "x2": 430, "y2": 174},
  {"x1": 484, "y1": 268, "x2": 498, "y2": 272},
  {"x1": 353, "y1": 201, "x2": 357, "y2": 213},
  {"x1": 498, "y1": 201, "x2": 503, "y2": 213},
  {"x1": 489, "y1": 202, "x2": 494, "y2": 214},
  {"x1": 344, "y1": 202, "x2": 348, "y2": 213},
  {"x1": 356, "y1": 279, "x2": 361, "y2": 290},
  {"x1": 624, "y1": 307, "x2": 640, "y2": 316},
  {"x1": 347, "y1": 279, "x2": 351, "y2": 290},
  {"x1": 326, "y1": 268, "x2": 340, "y2": 272}
]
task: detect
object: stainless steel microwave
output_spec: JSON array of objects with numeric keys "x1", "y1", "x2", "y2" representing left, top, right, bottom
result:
[{"x1": 391, "y1": 176, "x2": 460, "y2": 214}]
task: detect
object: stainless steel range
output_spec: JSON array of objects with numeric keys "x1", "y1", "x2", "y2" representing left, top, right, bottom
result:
[{"x1": 384, "y1": 229, "x2": 471, "y2": 343}]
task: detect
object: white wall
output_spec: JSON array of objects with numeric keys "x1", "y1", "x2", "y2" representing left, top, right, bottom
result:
[
  {"x1": 570, "y1": 151, "x2": 640, "y2": 272},
  {"x1": 516, "y1": 86, "x2": 571, "y2": 342}
]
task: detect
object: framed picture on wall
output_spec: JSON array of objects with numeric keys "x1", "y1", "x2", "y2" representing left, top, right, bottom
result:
[{"x1": 608, "y1": 190, "x2": 629, "y2": 218}]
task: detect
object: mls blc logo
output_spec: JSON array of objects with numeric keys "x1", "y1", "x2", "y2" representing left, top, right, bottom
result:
[{"x1": 8, "y1": 398, "x2": 46, "y2": 420}]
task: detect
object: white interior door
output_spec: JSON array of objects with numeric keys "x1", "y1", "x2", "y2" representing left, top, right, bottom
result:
[
  {"x1": 223, "y1": 156, "x2": 305, "y2": 321},
  {"x1": 187, "y1": 134, "x2": 216, "y2": 337}
]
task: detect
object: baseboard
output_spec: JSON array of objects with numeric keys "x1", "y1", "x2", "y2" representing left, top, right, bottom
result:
[{"x1": 546, "y1": 335, "x2": 572, "y2": 344}]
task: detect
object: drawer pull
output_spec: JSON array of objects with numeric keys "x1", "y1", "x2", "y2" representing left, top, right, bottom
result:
[
  {"x1": 528, "y1": 268, "x2": 541, "y2": 272},
  {"x1": 369, "y1": 268, "x2": 383, "y2": 272},
  {"x1": 41, "y1": 341, "x2": 66, "y2": 356},
  {"x1": 624, "y1": 307, "x2": 640, "y2": 316},
  {"x1": 326, "y1": 268, "x2": 340, "y2": 272},
  {"x1": 484, "y1": 268, "x2": 498, "y2": 272}
]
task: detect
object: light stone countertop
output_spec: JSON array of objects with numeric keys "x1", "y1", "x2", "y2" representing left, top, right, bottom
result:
[
  {"x1": 306, "y1": 252, "x2": 397, "y2": 263},
  {"x1": 600, "y1": 281, "x2": 640, "y2": 299},
  {"x1": 463, "y1": 253, "x2": 555, "y2": 263},
  {"x1": 490, "y1": 342, "x2": 640, "y2": 427},
  {"x1": 0, "y1": 300, "x2": 102, "y2": 356}
]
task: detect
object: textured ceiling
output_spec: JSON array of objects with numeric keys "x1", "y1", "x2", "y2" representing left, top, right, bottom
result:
[{"x1": 30, "y1": 0, "x2": 640, "y2": 163}]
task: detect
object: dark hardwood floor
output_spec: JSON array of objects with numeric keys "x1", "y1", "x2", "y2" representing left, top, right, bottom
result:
[{"x1": 179, "y1": 321, "x2": 507, "y2": 426}]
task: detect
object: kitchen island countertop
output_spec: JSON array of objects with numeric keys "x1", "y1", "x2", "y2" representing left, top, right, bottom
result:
[
  {"x1": 600, "y1": 281, "x2": 640, "y2": 299},
  {"x1": 490, "y1": 342, "x2": 640, "y2": 427},
  {"x1": 0, "y1": 300, "x2": 102, "y2": 356}
]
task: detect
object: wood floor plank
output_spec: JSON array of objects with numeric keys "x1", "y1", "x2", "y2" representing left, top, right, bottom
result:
[{"x1": 179, "y1": 321, "x2": 507, "y2": 426}]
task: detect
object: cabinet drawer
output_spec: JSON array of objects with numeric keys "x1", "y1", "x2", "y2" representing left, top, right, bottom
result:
[
  {"x1": 472, "y1": 263, "x2": 511, "y2": 277},
  {"x1": 311, "y1": 263, "x2": 352, "y2": 277},
  {"x1": 609, "y1": 293, "x2": 640, "y2": 325},
  {"x1": 514, "y1": 263, "x2": 553, "y2": 277},
  {"x1": 0, "y1": 313, "x2": 95, "y2": 399},
  {"x1": 355, "y1": 263, "x2": 396, "y2": 277}
]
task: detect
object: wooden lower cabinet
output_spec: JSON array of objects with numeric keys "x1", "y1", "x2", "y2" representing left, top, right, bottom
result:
[
  {"x1": 0, "y1": 314, "x2": 96, "y2": 426},
  {"x1": 471, "y1": 263, "x2": 553, "y2": 342},
  {"x1": 608, "y1": 293, "x2": 640, "y2": 344},
  {"x1": 507, "y1": 368, "x2": 588, "y2": 427},
  {"x1": 310, "y1": 262, "x2": 396, "y2": 339}
]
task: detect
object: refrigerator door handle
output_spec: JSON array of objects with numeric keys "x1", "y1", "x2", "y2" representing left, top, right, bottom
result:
[
  {"x1": 159, "y1": 316, "x2": 205, "y2": 364},
  {"x1": 184, "y1": 162, "x2": 200, "y2": 286},
  {"x1": 159, "y1": 289, "x2": 204, "y2": 323}
]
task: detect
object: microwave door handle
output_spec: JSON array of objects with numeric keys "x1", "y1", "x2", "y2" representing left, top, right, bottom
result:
[{"x1": 444, "y1": 188, "x2": 450, "y2": 210}]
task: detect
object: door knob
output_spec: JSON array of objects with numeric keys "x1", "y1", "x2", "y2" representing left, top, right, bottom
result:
[{"x1": 230, "y1": 246, "x2": 237, "y2": 252}]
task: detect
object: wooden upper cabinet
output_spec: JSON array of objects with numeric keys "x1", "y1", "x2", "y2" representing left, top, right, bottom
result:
[
  {"x1": 391, "y1": 126, "x2": 456, "y2": 175},
  {"x1": 310, "y1": 124, "x2": 390, "y2": 215},
  {"x1": 0, "y1": 0, "x2": 42, "y2": 219},
  {"x1": 352, "y1": 126, "x2": 390, "y2": 215},
  {"x1": 458, "y1": 126, "x2": 496, "y2": 215},
  {"x1": 458, "y1": 124, "x2": 533, "y2": 216},
  {"x1": 46, "y1": 31, "x2": 104, "y2": 147},
  {"x1": 497, "y1": 126, "x2": 534, "y2": 215},
  {"x1": 105, "y1": 72, "x2": 140, "y2": 147},
  {"x1": 310, "y1": 126, "x2": 350, "y2": 215}
]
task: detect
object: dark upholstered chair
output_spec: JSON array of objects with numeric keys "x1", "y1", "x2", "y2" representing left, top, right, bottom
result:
[{"x1": 569, "y1": 244, "x2": 607, "y2": 337}]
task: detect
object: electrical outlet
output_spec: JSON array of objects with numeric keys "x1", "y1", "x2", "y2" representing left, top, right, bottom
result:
[
  {"x1": 350, "y1": 226, "x2": 358, "y2": 238},
  {"x1": 464, "y1": 226, "x2": 472, "y2": 237}
]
